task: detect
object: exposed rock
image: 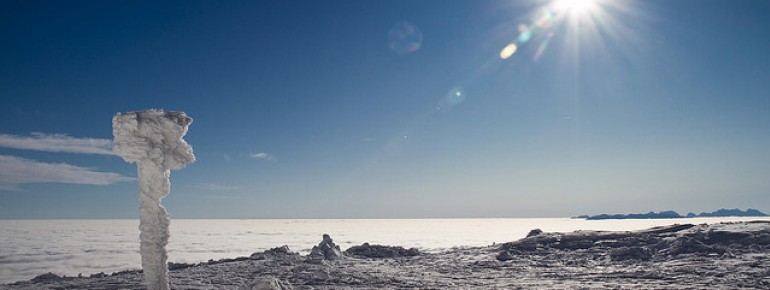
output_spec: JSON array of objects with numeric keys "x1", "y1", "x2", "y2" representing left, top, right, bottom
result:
[
  {"x1": 662, "y1": 237, "x2": 724, "y2": 256},
  {"x1": 237, "y1": 276, "x2": 293, "y2": 290},
  {"x1": 610, "y1": 246, "x2": 652, "y2": 261},
  {"x1": 526, "y1": 228, "x2": 543, "y2": 238},
  {"x1": 498, "y1": 222, "x2": 769, "y2": 263},
  {"x1": 264, "y1": 245, "x2": 294, "y2": 256},
  {"x1": 584, "y1": 210, "x2": 682, "y2": 220},
  {"x1": 345, "y1": 243, "x2": 420, "y2": 258},
  {"x1": 704, "y1": 231, "x2": 753, "y2": 245},
  {"x1": 500, "y1": 239, "x2": 538, "y2": 252},
  {"x1": 205, "y1": 256, "x2": 251, "y2": 265},
  {"x1": 642, "y1": 223, "x2": 695, "y2": 234},
  {"x1": 308, "y1": 234, "x2": 343, "y2": 260},
  {"x1": 696, "y1": 208, "x2": 768, "y2": 218},
  {"x1": 578, "y1": 208, "x2": 768, "y2": 220},
  {"x1": 87, "y1": 272, "x2": 108, "y2": 279},
  {"x1": 495, "y1": 250, "x2": 515, "y2": 261},
  {"x1": 555, "y1": 238, "x2": 595, "y2": 250},
  {"x1": 251, "y1": 245, "x2": 300, "y2": 261},
  {"x1": 30, "y1": 273, "x2": 61, "y2": 283},
  {"x1": 167, "y1": 262, "x2": 195, "y2": 271}
]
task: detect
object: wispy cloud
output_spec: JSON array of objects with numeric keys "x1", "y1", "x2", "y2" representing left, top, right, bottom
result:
[
  {"x1": 205, "y1": 194, "x2": 241, "y2": 200},
  {"x1": 250, "y1": 152, "x2": 275, "y2": 161},
  {"x1": 0, "y1": 155, "x2": 134, "y2": 191},
  {"x1": 0, "y1": 133, "x2": 114, "y2": 155},
  {"x1": 196, "y1": 183, "x2": 240, "y2": 191}
]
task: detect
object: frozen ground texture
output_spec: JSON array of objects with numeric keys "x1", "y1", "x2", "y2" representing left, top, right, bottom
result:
[
  {"x1": 113, "y1": 110, "x2": 195, "y2": 290},
  {"x1": 3, "y1": 221, "x2": 769, "y2": 289}
]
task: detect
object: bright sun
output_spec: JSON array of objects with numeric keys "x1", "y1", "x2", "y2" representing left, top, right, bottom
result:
[
  {"x1": 553, "y1": 0, "x2": 597, "y2": 15},
  {"x1": 499, "y1": 0, "x2": 613, "y2": 60}
]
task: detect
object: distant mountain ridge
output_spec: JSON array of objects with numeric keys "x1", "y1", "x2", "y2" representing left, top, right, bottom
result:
[{"x1": 576, "y1": 208, "x2": 767, "y2": 220}]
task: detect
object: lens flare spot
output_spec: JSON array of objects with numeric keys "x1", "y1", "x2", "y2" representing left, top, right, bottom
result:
[
  {"x1": 535, "y1": 9, "x2": 556, "y2": 28},
  {"x1": 388, "y1": 21, "x2": 423, "y2": 55},
  {"x1": 447, "y1": 87, "x2": 466, "y2": 105},
  {"x1": 534, "y1": 33, "x2": 555, "y2": 61},
  {"x1": 518, "y1": 24, "x2": 529, "y2": 34},
  {"x1": 437, "y1": 87, "x2": 467, "y2": 112},
  {"x1": 499, "y1": 43, "x2": 518, "y2": 59},
  {"x1": 518, "y1": 31, "x2": 532, "y2": 43}
]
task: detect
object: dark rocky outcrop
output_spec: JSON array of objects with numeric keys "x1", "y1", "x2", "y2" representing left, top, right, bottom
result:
[
  {"x1": 694, "y1": 208, "x2": 768, "y2": 218},
  {"x1": 30, "y1": 273, "x2": 62, "y2": 283},
  {"x1": 610, "y1": 246, "x2": 653, "y2": 261},
  {"x1": 578, "y1": 208, "x2": 767, "y2": 220},
  {"x1": 168, "y1": 262, "x2": 196, "y2": 271},
  {"x1": 237, "y1": 276, "x2": 293, "y2": 290},
  {"x1": 583, "y1": 210, "x2": 681, "y2": 220},
  {"x1": 497, "y1": 222, "x2": 770, "y2": 262},
  {"x1": 344, "y1": 243, "x2": 420, "y2": 258},
  {"x1": 642, "y1": 223, "x2": 695, "y2": 234},
  {"x1": 251, "y1": 245, "x2": 300, "y2": 261},
  {"x1": 526, "y1": 229, "x2": 543, "y2": 238},
  {"x1": 87, "y1": 272, "x2": 108, "y2": 279},
  {"x1": 308, "y1": 234, "x2": 343, "y2": 261}
]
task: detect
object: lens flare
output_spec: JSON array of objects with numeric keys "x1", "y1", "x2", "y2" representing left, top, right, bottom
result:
[
  {"x1": 437, "y1": 87, "x2": 467, "y2": 111},
  {"x1": 499, "y1": 43, "x2": 518, "y2": 59},
  {"x1": 496, "y1": 0, "x2": 620, "y2": 63},
  {"x1": 535, "y1": 9, "x2": 556, "y2": 28},
  {"x1": 534, "y1": 33, "x2": 554, "y2": 61},
  {"x1": 447, "y1": 87, "x2": 466, "y2": 105},
  {"x1": 388, "y1": 21, "x2": 423, "y2": 55},
  {"x1": 518, "y1": 31, "x2": 532, "y2": 43}
]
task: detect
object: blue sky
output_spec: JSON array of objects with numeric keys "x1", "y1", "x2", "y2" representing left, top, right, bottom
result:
[{"x1": 1, "y1": 0, "x2": 769, "y2": 218}]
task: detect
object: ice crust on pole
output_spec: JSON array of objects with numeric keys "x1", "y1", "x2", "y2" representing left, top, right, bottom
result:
[{"x1": 112, "y1": 109, "x2": 195, "y2": 290}]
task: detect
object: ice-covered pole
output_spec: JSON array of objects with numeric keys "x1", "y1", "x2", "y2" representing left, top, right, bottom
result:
[{"x1": 112, "y1": 109, "x2": 195, "y2": 290}]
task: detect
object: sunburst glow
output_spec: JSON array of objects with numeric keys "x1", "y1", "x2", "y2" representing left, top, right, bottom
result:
[
  {"x1": 498, "y1": 0, "x2": 636, "y2": 63},
  {"x1": 553, "y1": 0, "x2": 597, "y2": 15}
]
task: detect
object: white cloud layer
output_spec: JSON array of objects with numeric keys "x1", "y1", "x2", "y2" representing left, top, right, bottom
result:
[
  {"x1": 0, "y1": 155, "x2": 135, "y2": 190},
  {"x1": 250, "y1": 152, "x2": 275, "y2": 161},
  {"x1": 0, "y1": 133, "x2": 114, "y2": 155}
]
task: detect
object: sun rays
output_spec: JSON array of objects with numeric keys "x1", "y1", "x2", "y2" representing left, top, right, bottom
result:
[
  {"x1": 553, "y1": 0, "x2": 598, "y2": 16},
  {"x1": 498, "y1": 0, "x2": 643, "y2": 64}
]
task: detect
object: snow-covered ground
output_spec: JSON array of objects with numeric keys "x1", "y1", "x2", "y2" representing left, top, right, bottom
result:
[
  {"x1": 2, "y1": 221, "x2": 769, "y2": 289},
  {"x1": 2, "y1": 217, "x2": 770, "y2": 284}
]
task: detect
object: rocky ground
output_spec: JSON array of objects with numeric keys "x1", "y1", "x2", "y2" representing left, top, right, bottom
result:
[{"x1": 3, "y1": 221, "x2": 769, "y2": 289}]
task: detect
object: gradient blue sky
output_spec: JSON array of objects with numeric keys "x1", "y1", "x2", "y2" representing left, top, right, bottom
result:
[{"x1": 1, "y1": 0, "x2": 769, "y2": 218}]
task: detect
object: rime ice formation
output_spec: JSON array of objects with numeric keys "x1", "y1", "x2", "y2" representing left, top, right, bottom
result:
[
  {"x1": 309, "y1": 234, "x2": 343, "y2": 261},
  {"x1": 112, "y1": 109, "x2": 195, "y2": 290}
]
